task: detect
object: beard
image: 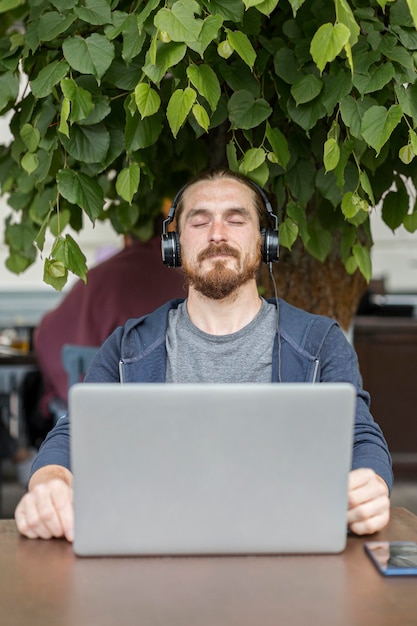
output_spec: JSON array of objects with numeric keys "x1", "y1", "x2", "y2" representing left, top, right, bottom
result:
[{"x1": 182, "y1": 241, "x2": 262, "y2": 300}]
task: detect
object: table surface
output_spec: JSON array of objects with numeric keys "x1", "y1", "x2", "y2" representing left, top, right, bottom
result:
[{"x1": 1, "y1": 508, "x2": 417, "y2": 626}]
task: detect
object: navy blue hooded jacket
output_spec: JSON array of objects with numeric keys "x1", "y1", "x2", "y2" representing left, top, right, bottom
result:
[{"x1": 31, "y1": 298, "x2": 393, "y2": 491}]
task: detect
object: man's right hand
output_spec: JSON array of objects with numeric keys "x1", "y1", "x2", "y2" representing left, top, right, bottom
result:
[{"x1": 14, "y1": 466, "x2": 74, "y2": 542}]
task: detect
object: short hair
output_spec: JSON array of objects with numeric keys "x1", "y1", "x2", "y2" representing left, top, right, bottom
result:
[{"x1": 174, "y1": 169, "x2": 270, "y2": 233}]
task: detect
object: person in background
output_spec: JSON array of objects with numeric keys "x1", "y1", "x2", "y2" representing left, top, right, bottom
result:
[
  {"x1": 15, "y1": 168, "x2": 392, "y2": 541},
  {"x1": 33, "y1": 219, "x2": 186, "y2": 422}
]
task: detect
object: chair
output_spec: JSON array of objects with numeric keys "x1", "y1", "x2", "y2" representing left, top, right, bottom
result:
[
  {"x1": 48, "y1": 345, "x2": 98, "y2": 425},
  {"x1": 61, "y1": 344, "x2": 98, "y2": 390}
]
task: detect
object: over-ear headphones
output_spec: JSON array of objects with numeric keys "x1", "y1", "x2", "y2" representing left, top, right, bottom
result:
[{"x1": 161, "y1": 178, "x2": 279, "y2": 268}]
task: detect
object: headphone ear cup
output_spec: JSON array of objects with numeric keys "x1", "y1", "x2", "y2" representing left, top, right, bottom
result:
[
  {"x1": 261, "y1": 228, "x2": 279, "y2": 264},
  {"x1": 161, "y1": 232, "x2": 182, "y2": 267}
]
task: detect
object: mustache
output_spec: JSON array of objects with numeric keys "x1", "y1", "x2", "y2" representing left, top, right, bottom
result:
[{"x1": 197, "y1": 243, "x2": 240, "y2": 262}]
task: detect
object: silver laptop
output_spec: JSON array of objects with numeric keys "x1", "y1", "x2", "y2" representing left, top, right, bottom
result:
[{"x1": 69, "y1": 382, "x2": 355, "y2": 557}]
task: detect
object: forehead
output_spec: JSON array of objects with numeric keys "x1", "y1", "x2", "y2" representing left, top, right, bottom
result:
[{"x1": 181, "y1": 178, "x2": 255, "y2": 211}]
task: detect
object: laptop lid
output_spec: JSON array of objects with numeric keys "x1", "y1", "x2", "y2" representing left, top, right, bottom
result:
[{"x1": 69, "y1": 382, "x2": 355, "y2": 556}]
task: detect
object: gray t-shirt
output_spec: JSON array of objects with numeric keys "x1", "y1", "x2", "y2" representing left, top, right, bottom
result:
[{"x1": 165, "y1": 299, "x2": 277, "y2": 383}]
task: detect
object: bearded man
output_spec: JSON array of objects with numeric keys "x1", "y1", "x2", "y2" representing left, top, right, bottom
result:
[{"x1": 15, "y1": 169, "x2": 392, "y2": 542}]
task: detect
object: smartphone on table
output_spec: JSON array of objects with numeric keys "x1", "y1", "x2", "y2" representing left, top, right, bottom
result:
[{"x1": 365, "y1": 541, "x2": 417, "y2": 576}]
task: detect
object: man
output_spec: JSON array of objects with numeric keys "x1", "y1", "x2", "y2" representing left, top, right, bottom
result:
[{"x1": 15, "y1": 169, "x2": 392, "y2": 542}]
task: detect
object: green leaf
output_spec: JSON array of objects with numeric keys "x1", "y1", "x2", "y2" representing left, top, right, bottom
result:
[
  {"x1": 404, "y1": 207, "x2": 417, "y2": 233},
  {"x1": 20, "y1": 124, "x2": 40, "y2": 153},
  {"x1": 121, "y1": 15, "x2": 146, "y2": 63},
  {"x1": 143, "y1": 42, "x2": 187, "y2": 85},
  {"x1": 353, "y1": 63, "x2": 395, "y2": 95},
  {"x1": 280, "y1": 217, "x2": 299, "y2": 249},
  {"x1": 0, "y1": 71, "x2": 19, "y2": 112},
  {"x1": 218, "y1": 40, "x2": 234, "y2": 60},
  {"x1": 310, "y1": 23, "x2": 351, "y2": 73},
  {"x1": 186, "y1": 64, "x2": 221, "y2": 112},
  {"x1": 399, "y1": 144, "x2": 414, "y2": 165},
  {"x1": 167, "y1": 87, "x2": 197, "y2": 138},
  {"x1": 192, "y1": 103, "x2": 210, "y2": 132},
  {"x1": 286, "y1": 200, "x2": 309, "y2": 244},
  {"x1": 43, "y1": 258, "x2": 68, "y2": 291},
  {"x1": 59, "y1": 123, "x2": 111, "y2": 163},
  {"x1": 63, "y1": 34, "x2": 115, "y2": 82},
  {"x1": 125, "y1": 112, "x2": 163, "y2": 150},
  {"x1": 137, "y1": 0, "x2": 161, "y2": 29},
  {"x1": 321, "y1": 71, "x2": 352, "y2": 116},
  {"x1": 226, "y1": 140, "x2": 239, "y2": 171},
  {"x1": 31, "y1": 61, "x2": 70, "y2": 99},
  {"x1": 247, "y1": 161, "x2": 269, "y2": 188},
  {"x1": 341, "y1": 192, "x2": 361, "y2": 219},
  {"x1": 291, "y1": 74, "x2": 323, "y2": 106},
  {"x1": 61, "y1": 78, "x2": 94, "y2": 122},
  {"x1": 340, "y1": 95, "x2": 375, "y2": 138},
  {"x1": 288, "y1": 0, "x2": 306, "y2": 16},
  {"x1": 37, "y1": 12, "x2": 76, "y2": 42},
  {"x1": 52, "y1": 234, "x2": 88, "y2": 282},
  {"x1": 228, "y1": 90, "x2": 272, "y2": 130},
  {"x1": 134, "y1": 83, "x2": 161, "y2": 119},
  {"x1": 406, "y1": 0, "x2": 417, "y2": 29},
  {"x1": 59, "y1": 97, "x2": 70, "y2": 137},
  {"x1": 226, "y1": 29, "x2": 256, "y2": 70},
  {"x1": 0, "y1": 0, "x2": 23, "y2": 13},
  {"x1": 57, "y1": 169, "x2": 104, "y2": 223},
  {"x1": 335, "y1": 0, "x2": 360, "y2": 46},
  {"x1": 305, "y1": 220, "x2": 333, "y2": 262},
  {"x1": 243, "y1": 0, "x2": 279, "y2": 16},
  {"x1": 188, "y1": 14, "x2": 223, "y2": 57},
  {"x1": 6, "y1": 221, "x2": 37, "y2": 257},
  {"x1": 359, "y1": 171, "x2": 375, "y2": 206},
  {"x1": 323, "y1": 138, "x2": 340, "y2": 172},
  {"x1": 6, "y1": 252, "x2": 33, "y2": 274},
  {"x1": 287, "y1": 159, "x2": 316, "y2": 207},
  {"x1": 287, "y1": 98, "x2": 327, "y2": 132},
  {"x1": 21, "y1": 153, "x2": 39, "y2": 175},
  {"x1": 410, "y1": 128, "x2": 417, "y2": 154},
  {"x1": 74, "y1": 0, "x2": 112, "y2": 25},
  {"x1": 154, "y1": 4, "x2": 203, "y2": 42},
  {"x1": 205, "y1": 0, "x2": 244, "y2": 21},
  {"x1": 116, "y1": 163, "x2": 140, "y2": 204},
  {"x1": 240, "y1": 147, "x2": 266, "y2": 173},
  {"x1": 265, "y1": 125, "x2": 290, "y2": 169},
  {"x1": 361, "y1": 105, "x2": 403, "y2": 155},
  {"x1": 352, "y1": 243, "x2": 372, "y2": 282},
  {"x1": 382, "y1": 188, "x2": 409, "y2": 231},
  {"x1": 274, "y1": 48, "x2": 299, "y2": 85}
]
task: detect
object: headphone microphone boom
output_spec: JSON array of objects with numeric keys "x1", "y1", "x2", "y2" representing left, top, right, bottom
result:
[{"x1": 161, "y1": 179, "x2": 280, "y2": 268}]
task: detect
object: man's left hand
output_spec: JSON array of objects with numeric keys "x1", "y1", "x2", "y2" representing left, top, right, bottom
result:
[{"x1": 347, "y1": 468, "x2": 390, "y2": 535}]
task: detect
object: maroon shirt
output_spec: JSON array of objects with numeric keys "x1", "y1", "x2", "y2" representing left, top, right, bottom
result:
[{"x1": 34, "y1": 237, "x2": 185, "y2": 416}]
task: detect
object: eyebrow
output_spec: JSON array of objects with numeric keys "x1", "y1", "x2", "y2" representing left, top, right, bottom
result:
[{"x1": 184, "y1": 207, "x2": 253, "y2": 221}]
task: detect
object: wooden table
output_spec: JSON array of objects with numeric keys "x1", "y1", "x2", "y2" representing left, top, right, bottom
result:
[{"x1": 1, "y1": 508, "x2": 417, "y2": 625}]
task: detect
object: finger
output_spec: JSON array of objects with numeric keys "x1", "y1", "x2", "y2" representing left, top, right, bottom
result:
[
  {"x1": 348, "y1": 491, "x2": 390, "y2": 534},
  {"x1": 15, "y1": 493, "x2": 58, "y2": 539},
  {"x1": 348, "y1": 474, "x2": 388, "y2": 511},
  {"x1": 348, "y1": 467, "x2": 374, "y2": 491},
  {"x1": 15, "y1": 499, "x2": 40, "y2": 539},
  {"x1": 51, "y1": 484, "x2": 74, "y2": 542},
  {"x1": 348, "y1": 507, "x2": 390, "y2": 536}
]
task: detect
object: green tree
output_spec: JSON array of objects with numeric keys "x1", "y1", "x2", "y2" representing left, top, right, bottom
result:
[{"x1": 1, "y1": 0, "x2": 417, "y2": 328}]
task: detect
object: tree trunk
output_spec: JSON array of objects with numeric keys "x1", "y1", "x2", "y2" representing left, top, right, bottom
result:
[{"x1": 258, "y1": 238, "x2": 367, "y2": 331}]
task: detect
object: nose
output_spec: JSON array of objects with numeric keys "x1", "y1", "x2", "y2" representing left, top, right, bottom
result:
[{"x1": 208, "y1": 219, "x2": 227, "y2": 243}]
